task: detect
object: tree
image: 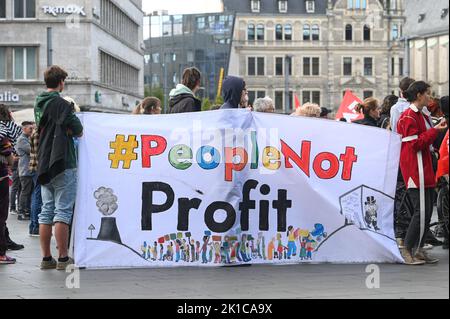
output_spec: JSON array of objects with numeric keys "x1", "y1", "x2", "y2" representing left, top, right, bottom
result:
[
  {"x1": 202, "y1": 98, "x2": 212, "y2": 111},
  {"x1": 145, "y1": 86, "x2": 164, "y2": 105},
  {"x1": 215, "y1": 95, "x2": 224, "y2": 106}
]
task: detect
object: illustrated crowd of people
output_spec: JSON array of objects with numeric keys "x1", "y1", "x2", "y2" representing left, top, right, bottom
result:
[{"x1": 0, "y1": 65, "x2": 448, "y2": 268}]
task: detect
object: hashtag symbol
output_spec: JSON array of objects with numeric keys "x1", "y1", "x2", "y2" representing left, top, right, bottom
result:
[{"x1": 108, "y1": 135, "x2": 138, "y2": 169}]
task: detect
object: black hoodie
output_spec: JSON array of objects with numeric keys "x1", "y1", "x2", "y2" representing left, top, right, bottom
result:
[{"x1": 220, "y1": 76, "x2": 245, "y2": 109}]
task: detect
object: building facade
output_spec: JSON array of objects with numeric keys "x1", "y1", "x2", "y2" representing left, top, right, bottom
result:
[
  {"x1": 226, "y1": 0, "x2": 406, "y2": 113},
  {"x1": 143, "y1": 12, "x2": 235, "y2": 108},
  {"x1": 0, "y1": 0, "x2": 145, "y2": 113},
  {"x1": 404, "y1": 0, "x2": 449, "y2": 97}
]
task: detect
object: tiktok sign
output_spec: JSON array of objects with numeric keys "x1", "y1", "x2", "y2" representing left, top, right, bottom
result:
[{"x1": 73, "y1": 110, "x2": 404, "y2": 268}]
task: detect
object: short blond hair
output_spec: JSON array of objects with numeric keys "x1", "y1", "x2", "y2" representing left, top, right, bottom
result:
[{"x1": 292, "y1": 103, "x2": 321, "y2": 118}]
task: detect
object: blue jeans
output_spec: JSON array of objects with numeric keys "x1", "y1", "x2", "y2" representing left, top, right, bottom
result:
[
  {"x1": 30, "y1": 173, "x2": 42, "y2": 232},
  {"x1": 287, "y1": 241, "x2": 297, "y2": 258},
  {"x1": 39, "y1": 169, "x2": 77, "y2": 226}
]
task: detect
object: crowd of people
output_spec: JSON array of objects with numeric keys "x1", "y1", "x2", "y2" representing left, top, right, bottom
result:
[{"x1": 0, "y1": 65, "x2": 448, "y2": 268}]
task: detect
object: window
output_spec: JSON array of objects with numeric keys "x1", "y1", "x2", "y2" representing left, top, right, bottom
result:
[
  {"x1": 248, "y1": 24, "x2": 255, "y2": 41},
  {"x1": 151, "y1": 74, "x2": 159, "y2": 88},
  {"x1": 391, "y1": 57, "x2": 395, "y2": 76},
  {"x1": 100, "y1": 0, "x2": 139, "y2": 47},
  {"x1": 276, "y1": 24, "x2": 283, "y2": 41},
  {"x1": 345, "y1": 24, "x2": 353, "y2": 41},
  {"x1": 13, "y1": 47, "x2": 37, "y2": 80},
  {"x1": 251, "y1": 0, "x2": 260, "y2": 13},
  {"x1": 144, "y1": 55, "x2": 150, "y2": 64},
  {"x1": 0, "y1": 0, "x2": 6, "y2": 18},
  {"x1": 100, "y1": 50, "x2": 140, "y2": 93},
  {"x1": 312, "y1": 25, "x2": 320, "y2": 41},
  {"x1": 347, "y1": 0, "x2": 353, "y2": 9},
  {"x1": 302, "y1": 91, "x2": 321, "y2": 105},
  {"x1": 152, "y1": 53, "x2": 160, "y2": 63},
  {"x1": 14, "y1": 0, "x2": 35, "y2": 18},
  {"x1": 303, "y1": 57, "x2": 310, "y2": 76},
  {"x1": 275, "y1": 91, "x2": 283, "y2": 111},
  {"x1": 0, "y1": 47, "x2": 5, "y2": 80},
  {"x1": 303, "y1": 57, "x2": 320, "y2": 76},
  {"x1": 363, "y1": 91, "x2": 374, "y2": 99},
  {"x1": 197, "y1": 17, "x2": 206, "y2": 29},
  {"x1": 391, "y1": 24, "x2": 399, "y2": 40},
  {"x1": 312, "y1": 58, "x2": 319, "y2": 75},
  {"x1": 399, "y1": 58, "x2": 404, "y2": 76},
  {"x1": 306, "y1": 1, "x2": 315, "y2": 13},
  {"x1": 279, "y1": 0, "x2": 288, "y2": 13},
  {"x1": 257, "y1": 24, "x2": 264, "y2": 41},
  {"x1": 363, "y1": 25, "x2": 371, "y2": 41},
  {"x1": 364, "y1": 57, "x2": 373, "y2": 76},
  {"x1": 362, "y1": 0, "x2": 367, "y2": 9},
  {"x1": 343, "y1": 57, "x2": 352, "y2": 76},
  {"x1": 276, "y1": 57, "x2": 283, "y2": 76},
  {"x1": 285, "y1": 24, "x2": 292, "y2": 41},
  {"x1": 303, "y1": 24, "x2": 311, "y2": 40},
  {"x1": 248, "y1": 57, "x2": 265, "y2": 76},
  {"x1": 355, "y1": 0, "x2": 361, "y2": 9}
]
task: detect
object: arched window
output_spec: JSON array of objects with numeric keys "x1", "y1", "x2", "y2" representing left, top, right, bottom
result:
[
  {"x1": 345, "y1": 24, "x2": 353, "y2": 41},
  {"x1": 276, "y1": 24, "x2": 283, "y2": 40},
  {"x1": 363, "y1": 25, "x2": 371, "y2": 41},
  {"x1": 391, "y1": 24, "x2": 399, "y2": 40},
  {"x1": 355, "y1": 0, "x2": 361, "y2": 9},
  {"x1": 284, "y1": 24, "x2": 292, "y2": 41},
  {"x1": 303, "y1": 24, "x2": 311, "y2": 40},
  {"x1": 312, "y1": 24, "x2": 320, "y2": 40},
  {"x1": 257, "y1": 24, "x2": 265, "y2": 41},
  {"x1": 247, "y1": 24, "x2": 255, "y2": 41}
]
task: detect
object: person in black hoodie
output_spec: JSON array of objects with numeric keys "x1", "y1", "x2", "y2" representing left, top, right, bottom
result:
[
  {"x1": 353, "y1": 97, "x2": 381, "y2": 127},
  {"x1": 220, "y1": 76, "x2": 247, "y2": 109},
  {"x1": 34, "y1": 66, "x2": 83, "y2": 271},
  {"x1": 168, "y1": 67, "x2": 202, "y2": 113}
]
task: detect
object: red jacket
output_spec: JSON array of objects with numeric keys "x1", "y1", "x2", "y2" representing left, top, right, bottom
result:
[
  {"x1": 397, "y1": 105, "x2": 439, "y2": 189},
  {"x1": 436, "y1": 130, "x2": 449, "y2": 182}
]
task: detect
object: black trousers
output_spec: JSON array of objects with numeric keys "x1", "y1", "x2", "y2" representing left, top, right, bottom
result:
[
  {"x1": 404, "y1": 188, "x2": 435, "y2": 251},
  {"x1": 0, "y1": 178, "x2": 9, "y2": 255},
  {"x1": 18, "y1": 176, "x2": 33, "y2": 215},
  {"x1": 9, "y1": 168, "x2": 21, "y2": 210}
]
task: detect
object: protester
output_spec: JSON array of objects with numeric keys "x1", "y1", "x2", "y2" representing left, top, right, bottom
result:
[
  {"x1": 35, "y1": 65, "x2": 83, "y2": 270},
  {"x1": 353, "y1": 97, "x2": 381, "y2": 127},
  {"x1": 168, "y1": 67, "x2": 202, "y2": 113},
  {"x1": 16, "y1": 122, "x2": 34, "y2": 222},
  {"x1": 397, "y1": 81, "x2": 448, "y2": 265},
  {"x1": 378, "y1": 95, "x2": 399, "y2": 130},
  {"x1": 132, "y1": 97, "x2": 162, "y2": 115},
  {"x1": 28, "y1": 126, "x2": 41, "y2": 237},
  {"x1": 391, "y1": 77, "x2": 416, "y2": 133},
  {"x1": 220, "y1": 76, "x2": 247, "y2": 109},
  {"x1": 291, "y1": 103, "x2": 321, "y2": 118},
  {"x1": 254, "y1": 97, "x2": 275, "y2": 113},
  {"x1": 0, "y1": 135, "x2": 15, "y2": 264},
  {"x1": 0, "y1": 104, "x2": 25, "y2": 251}
]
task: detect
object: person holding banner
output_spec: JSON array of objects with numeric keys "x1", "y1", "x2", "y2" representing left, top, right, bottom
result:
[
  {"x1": 220, "y1": 76, "x2": 248, "y2": 109},
  {"x1": 168, "y1": 67, "x2": 202, "y2": 114},
  {"x1": 397, "y1": 81, "x2": 448, "y2": 265},
  {"x1": 353, "y1": 98, "x2": 381, "y2": 127}
]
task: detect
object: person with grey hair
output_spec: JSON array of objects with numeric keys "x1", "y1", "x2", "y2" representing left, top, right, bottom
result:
[{"x1": 254, "y1": 97, "x2": 275, "y2": 113}]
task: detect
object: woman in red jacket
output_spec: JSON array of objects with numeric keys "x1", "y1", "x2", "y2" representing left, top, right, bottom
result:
[{"x1": 397, "y1": 81, "x2": 448, "y2": 265}]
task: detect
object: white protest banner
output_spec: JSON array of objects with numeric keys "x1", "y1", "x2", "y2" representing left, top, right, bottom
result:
[{"x1": 72, "y1": 109, "x2": 404, "y2": 269}]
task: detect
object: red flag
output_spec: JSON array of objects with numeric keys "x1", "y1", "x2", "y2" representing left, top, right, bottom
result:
[
  {"x1": 294, "y1": 94, "x2": 301, "y2": 109},
  {"x1": 335, "y1": 90, "x2": 364, "y2": 122}
]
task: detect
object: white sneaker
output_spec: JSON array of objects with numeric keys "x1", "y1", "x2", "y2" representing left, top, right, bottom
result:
[{"x1": 422, "y1": 244, "x2": 434, "y2": 250}]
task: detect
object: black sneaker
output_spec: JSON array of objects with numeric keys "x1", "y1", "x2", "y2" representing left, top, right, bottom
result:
[
  {"x1": 7, "y1": 240, "x2": 25, "y2": 251},
  {"x1": 425, "y1": 236, "x2": 443, "y2": 247},
  {"x1": 9, "y1": 208, "x2": 18, "y2": 215},
  {"x1": 29, "y1": 228, "x2": 40, "y2": 237},
  {"x1": 443, "y1": 239, "x2": 449, "y2": 250},
  {"x1": 17, "y1": 214, "x2": 30, "y2": 221}
]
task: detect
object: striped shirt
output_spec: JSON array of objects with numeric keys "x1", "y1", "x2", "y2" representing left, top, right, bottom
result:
[{"x1": 0, "y1": 120, "x2": 22, "y2": 148}]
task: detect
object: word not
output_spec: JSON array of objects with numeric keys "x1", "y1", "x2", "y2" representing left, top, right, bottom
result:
[
  {"x1": 141, "y1": 179, "x2": 291, "y2": 233},
  {"x1": 0, "y1": 92, "x2": 19, "y2": 103},
  {"x1": 42, "y1": 5, "x2": 86, "y2": 16},
  {"x1": 110, "y1": 134, "x2": 359, "y2": 183}
]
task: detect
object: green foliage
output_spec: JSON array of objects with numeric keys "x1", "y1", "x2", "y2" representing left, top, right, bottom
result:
[
  {"x1": 145, "y1": 86, "x2": 164, "y2": 104},
  {"x1": 202, "y1": 98, "x2": 212, "y2": 111},
  {"x1": 214, "y1": 95, "x2": 224, "y2": 106}
]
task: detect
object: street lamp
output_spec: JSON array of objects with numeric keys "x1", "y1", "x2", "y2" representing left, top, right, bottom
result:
[{"x1": 284, "y1": 54, "x2": 293, "y2": 114}]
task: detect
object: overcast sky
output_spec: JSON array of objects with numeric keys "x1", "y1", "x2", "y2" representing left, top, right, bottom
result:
[{"x1": 143, "y1": 0, "x2": 223, "y2": 15}]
